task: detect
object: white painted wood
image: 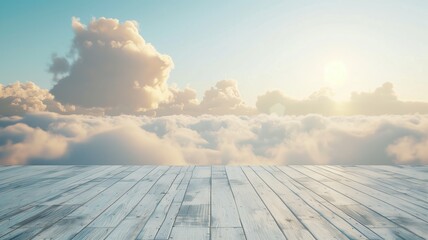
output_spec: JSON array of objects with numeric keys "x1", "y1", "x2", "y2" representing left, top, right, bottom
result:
[
  {"x1": 211, "y1": 227, "x2": 246, "y2": 240},
  {"x1": 35, "y1": 179, "x2": 138, "y2": 239},
  {"x1": 255, "y1": 166, "x2": 356, "y2": 240},
  {"x1": 104, "y1": 167, "x2": 179, "y2": 239},
  {"x1": 170, "y1": 170, "x2": 211, "y2": 238},
  {"x1": 88, "y1": 166, "x2": 167, "y2": 228},
  {"x1": 211, "y1": 167, "x2": 241, "y2": 228},
  {"x1": 225, "y1": 166, "x2": 285, "y2": 240},
  {"x1": 302, "y1": 166, "x2": 428, "y2": 222},
  {"x1": 192, "y1": 166, "x2": 211, "y2": 179},
  {"x1": 155, "y1": 171, "x2": 192, "y2": 240},
  {"x1": 0, "y1": 165, "x2": 426, "y2": 240},
  {"x1": 321, "y1": 166, "x2": 428, "y2": 209},
  {"x1": 267, "y1": 166, "x2": 381, "y2": 240},
  {"x1": 169, "y1": 226, "x2": 209, "y2": 240},
  {"x1": 72, "y1": 227, "x2": 113, "y2": 240},
  {"x1": 368, "y1": 165, "x2": 428, "y2": 181},
  {"x1": 137, "y1": 170, "x2": 186, "y2": 240},
  {"x1": 289, "y1": 166, "x2": 427, "y2": 239}
]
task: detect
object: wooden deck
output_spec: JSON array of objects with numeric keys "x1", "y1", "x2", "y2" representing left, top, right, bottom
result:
[{"x1": 0, "y1": 166, "x2": 427, "y2": 240}]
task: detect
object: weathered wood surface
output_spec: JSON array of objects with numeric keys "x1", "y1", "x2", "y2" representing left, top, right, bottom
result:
[{"x1": 0, "y1": 165, "x2": 427, "y2": 240}]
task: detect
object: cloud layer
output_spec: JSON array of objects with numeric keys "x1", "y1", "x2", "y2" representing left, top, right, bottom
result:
[
  {"x1": 3, "y1": 80, "x2": 428, "y2": 117},
  {"x1": 257, "y1": 82, "x2": 428, "y2": 115},
  {"x1": 1, "y1": 113, "x2": 427, "y2": 165}
]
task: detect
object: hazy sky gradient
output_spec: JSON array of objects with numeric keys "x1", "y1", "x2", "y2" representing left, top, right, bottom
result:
[{"x1": 1, "y1": 0, "x2": 427, "y2": 104}]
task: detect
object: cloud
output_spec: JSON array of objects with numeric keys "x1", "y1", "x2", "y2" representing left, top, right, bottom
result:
[
  {"x1": 1, "y1": 113, "x2": 427, "y2": 165},
  {"x1": 388, "y1": 136, "x2": 428, "y2": 164},
  {"x1": 348, "y1": 82, "x2": 428, "y2": 114},
  {"x1": 48, "y1": 54, "x2": 70, "y2": 82},
  {"x1": 150, "y1": 79, "x2": 255, "y2": 116},
  {"x1": 0, "y1": 82, "x2": 75, "y2": 116},
  {"x1": 199, "y1": 80, "x2": 255, "y2": 115},
  {"x1": 257, "y1": 82, "x2": 428, "y2": 115},
  {"x1": 0, "y1": 123, "x2": 68, "y2": 165},
  {"x1": 50, "y1": 17, "x2": 174, "y2": 113},
  {"x1": 256, "y1": 88, "x2": 337, "y2": 115}
]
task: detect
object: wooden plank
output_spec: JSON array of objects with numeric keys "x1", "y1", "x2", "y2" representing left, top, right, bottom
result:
[
  {"x1": 321, "y1": 166, "x2": 428, "y2": 209},
  {"x1": 34, "y1": 173, "x2": 141, "y2": 239},
  {"x1": 0, "y1": 204, "x2": 80, "y2": 239},
  {"x1": 266, "y1": 166, "x2": 381, "y2": 240},
  {"x1": 0, "y1": 166, "x2": 114, "y2": 221},
  {"x1": 121, "y1": 165, "x2": 156, "y2": 182},
  {"x1": 169, "y1": 226, "x2": 209, "y2": 240},
  {"x1": 0, "y1": 166, "x2": 62, "y2": 183},
  {"x1": 0, "y1": 205, "x2": 51, "y2": 235},
  {"x1": 211, "y1": 227, "x2": 246, "y2": 240},
  {"x1": 242, "y1": 167, "x2": 317, "y2": 240},
  {"x1": 72, "y1": 227, "x2": 112, "y2": 240},
  {"x1": 42, "y1": 166, "x2": 134, "y2": 206},
  {"x1": 192, "y1": 166, "x2": 211, "y2": 179},
  {"x1": 1, "y1": 165, "x2": 427, "y2": 240},
  {"x1": 288, "y1": 166, "x2": 427, "y2": 239},
  {"x1": 211, "y1": 166, "x2": 241, "y2": 228},
  {"x1": 0, "y1": 166, "x2": 77, "y2": 195},
  {"x1": 256, "y1": 166, "x2": 365, "y2": 240},
  {"x1": 368, "y1": 165, "x2": 428, "y2": 181},
  {"x1": 174, "y1": 167, "x2": 211, "y2": 227},
  {"x1": 104, "y1": 166, "x2": 179, "y2": 239},
  {"x1": 154, "y1": 171, "x2": 193, "y2": 239},
  {"x1": 303, "y1": 166, "x2": 428, "y2": 223},
  {"x1": 225, "y1": 166, "x2": 285, "y2": 240},
  {"x1": 353, "y1": 166, "x2": 428, "y2": 195},
  {"x1": 87, "y1": 166, "x2": 164, "y2": 228},
  {"x1": 0, "y1": 166, "x2": 121, "y2": 215},
  {"x1": 280, "y1": 166, "x2": 422, "y2": 240},
  {"x1": 328, "y1": 165, "x2": 428, "y2": 195},
  {"x1": 135, "y1": 170, "x2": 187, "y2": 239}
]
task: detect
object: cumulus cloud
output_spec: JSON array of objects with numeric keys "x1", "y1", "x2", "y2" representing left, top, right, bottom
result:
[
  {"x1": 199, "y1": 80, "x2": 255, "y2": 115},
  {"x1": 257, "y1": 88, "x2": 337, "y2": 115},
  {"x1": 348, "y1": 82, "x2": 428, "y2": 114},
  {"x1": 6, "y1": 17, "x2": 416, "y2": 117},
  {"x1": 148, "y1": 79, "x2": 255, "y2": 116},
  {"x1": 0, "y1": 82, "x2": 75, "y2": 116},
  {"x1": 257, "y1": 82, "x2": 428, "y2": 115},
  {"x1": 50, "y1": 17, "x2": 174, "y2": 113},
  {"x1": 1, "y1": 113, "x2": 427, "y2": 165}
]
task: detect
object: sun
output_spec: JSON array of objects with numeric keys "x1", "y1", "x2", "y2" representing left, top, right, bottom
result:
[{"x1": 324, "y1": 61, "x2": 347, "y2": 87}]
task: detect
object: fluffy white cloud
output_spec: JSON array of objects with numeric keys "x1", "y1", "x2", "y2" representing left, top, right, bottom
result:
[
  {"x1": 0, "y1": 82, "x2": 75, "y2": 116},
  {"x1": 257, "y1": 82, "x2": 428, "y2": 115},
  {"x1": 148, "y1": 79, "x2": 255, "y2": 116},
  {"x1": 388, "y1": 137, "x2": 428, "y2": 164},
  {"x1": 0, "y1": 123, "x2": 68, "y2": 164},
  {"x1": 50, "y1": 17, "x2": 174, "y2": 113},
  {"x1": 1, "y1": 113, "x2": 427, "y2": 165},
  {"x1": 199, "y1": 80, "x2": 255, "y2": 115}
]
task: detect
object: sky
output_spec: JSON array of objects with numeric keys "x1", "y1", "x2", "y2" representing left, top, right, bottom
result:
[
  {"x1": 1, "y1": 1, "x2": 428, "y2": 165},
  {"x1": 1, "y1": 0, "x2": 428, "y2": 104}
]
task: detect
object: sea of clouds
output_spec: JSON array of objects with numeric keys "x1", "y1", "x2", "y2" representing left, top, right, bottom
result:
[
  {"x1": 1, "y1": 112, "x2": 427, "y2": 165},
  {"x1": 1, "y1": 17, "x2": 428, "y2": 165}
]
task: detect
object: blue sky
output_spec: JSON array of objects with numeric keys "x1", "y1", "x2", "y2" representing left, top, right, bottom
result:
[{"x1": 1, "y1": 0, "x2": 428, "y2": 104}]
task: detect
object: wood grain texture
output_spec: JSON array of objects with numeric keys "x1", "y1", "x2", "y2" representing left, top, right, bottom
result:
[{"x1": 0, "y1": 165, "x2": 426, "y2": 240}]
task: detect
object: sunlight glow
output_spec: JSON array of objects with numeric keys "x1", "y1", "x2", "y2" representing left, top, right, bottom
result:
[{"x1": 324, "y1": 61, "x2": 347, "y2": 87}]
